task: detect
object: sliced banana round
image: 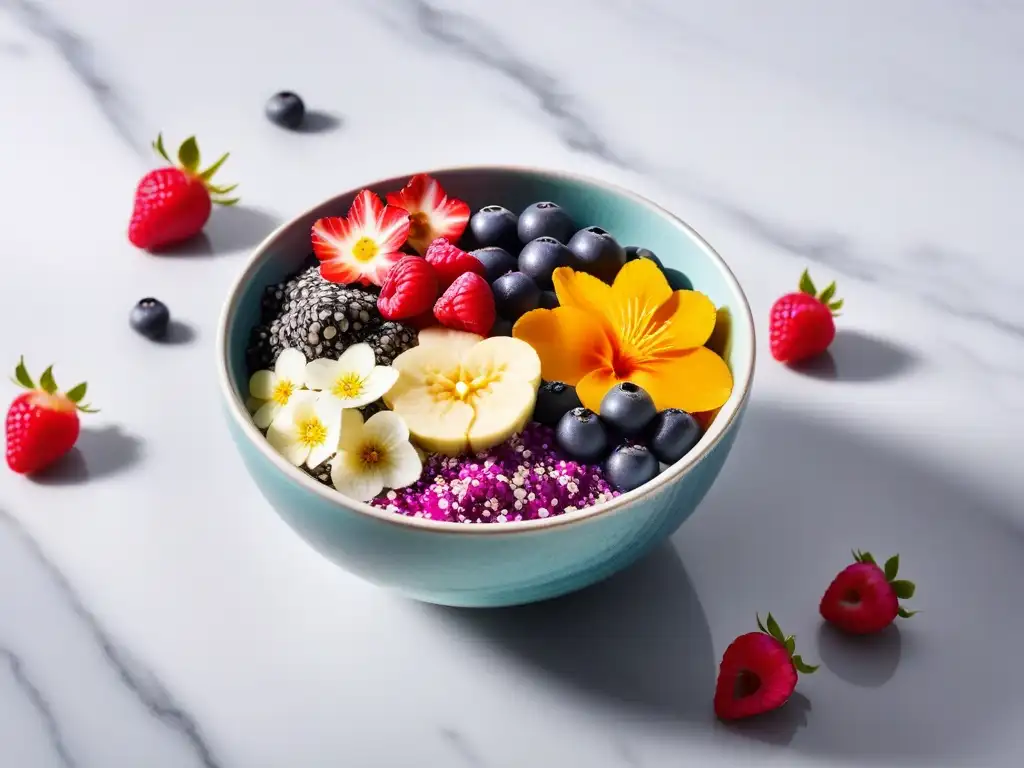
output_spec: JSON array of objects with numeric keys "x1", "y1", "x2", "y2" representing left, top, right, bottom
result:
[{"x1": 386, "y1": 335, "x2": 542, "y2": 456}]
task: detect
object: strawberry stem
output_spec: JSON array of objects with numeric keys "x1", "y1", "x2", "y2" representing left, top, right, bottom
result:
[
  {"x1": 38, "y1": 365, "x2": 57, "y2": 394},
  {"x1": 177, "y1": 136, "x2": 201, "y2": 173},
  {"x1": 798, "y1": 268, "x2": 844, "y2": 316},
  {"x1": 852, "y1": 549, "x2": 917, "y2": 619},
  {"x1": 149, "y1": 134, "x2": 240, "y2": 205},
  {"x1": 9, "y1": 358, "x2": 98, "y2": 413},
  {"x1": 755, "y1": 613, "x2": 819, "y2": 674},
  {"x1": 12, "y1": 356, "x2": 34, "y2": 389}
]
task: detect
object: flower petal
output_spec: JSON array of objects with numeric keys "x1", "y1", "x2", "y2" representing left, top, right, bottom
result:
[
  {"x1": 249, "y1": 370, "x2": 276, "y2": 400},
  {"x1": 311, "y1": 216, "x2": 358, "y2": 262},
  {"x1": 576, "y1": 367, "x2": 625, "y2": 413},
  {"x1": 314, "y1": 393, "x2": 344, "y2": 432},
  {"x1": 252, "y1": 400, "x2": 281, "y2": 430},
  {"x1": 513, "y1": 307, "x2": 613, "y2": 386},
  {"x1": 375, "y1": 204, "x2": 413, "y2": 253},
  {"x1": 284, "y1": 389, "x2": 318, "y2": 416},
  {"x1": 552, "y1": 267, "x2": 613, "y2": 317},
  {"x1": 331, "y1": 452, "x2": 385, "y2": 502},
  {"x1": 610, "y1": 259, "x2": 672, "y2": 332},
  {"x1": 274, "y1": 348, "x2": 307, "y2": 382},
  {"x1": 379, "y1": 441, "x2": 423, "y2": 490},
  {"x1": 266, "y1": 420, "x2": 308, "y2": 466},
  {"x1": 631, "y1": 347, "x2": 734, "y2": 413},
  {"x1": 362, "y1": 410, "x2": 410, "y2": 450},
  {"x1": 304, "y1": 358, "x2": 341, "y2": 391},
  {"x1": 319, "y1": 259, "x2": 367, "y2": 285},
  {"x1": 306, "y1": 440, "x2": 336, "y2": 470},
  {"x1": 338, "y1": 408, "x2": 366, "y2": 452},
  {"x1": 347, "y1": 189, "x2": 385, "y2": 233},
  {"x1": 336, "y1": 343, "x2": 376, "y2": 378},
  {"x1": 646, "y1": 289, "x2": 719, "y2": 352}
]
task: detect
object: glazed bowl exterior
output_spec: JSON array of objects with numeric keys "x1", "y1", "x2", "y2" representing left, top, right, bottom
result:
[{"x1": 216, "y1": 167, "x2": 755, "y2": 608}]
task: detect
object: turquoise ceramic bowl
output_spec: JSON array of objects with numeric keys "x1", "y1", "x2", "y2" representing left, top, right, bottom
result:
[{"x1": 216, "y1": 167, "x2": 755, "y2": 607}]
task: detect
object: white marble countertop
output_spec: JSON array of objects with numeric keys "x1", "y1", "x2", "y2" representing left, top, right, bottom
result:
[{"x1": 2, "y1": 0, "x2": 1024, "y2": 766}]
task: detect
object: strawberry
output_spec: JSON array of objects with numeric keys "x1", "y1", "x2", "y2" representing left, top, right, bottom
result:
[
  {"x1": 385, "y1": 174, "x2": 470, "y2": 255},
  {"x1": 768, "y1": 269, "x2": 843, "y2": 364},
  {"x1": 377, "y1": 256, "x2": 440, "y2": 320},
  {"x1": 424, "y1": 237, "x2": 487, "y2": 289},
  {"x1": 820, "y1": 550, "x2": 917, "y2": 635},
  {"x1": 128, "y1": 134, "x2": 239, "y2": 251},
  {"x1": 5, "y1": 357, "x2": 98, "y2": 475},
  {"x1": 433, "y1": 272, "x2": 496, "y2": 336},
  {"x1": 714, "y1": 613, "x2": 817, "y2": 721}
]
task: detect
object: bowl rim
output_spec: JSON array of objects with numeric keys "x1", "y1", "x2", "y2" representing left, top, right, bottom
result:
[{"x1": 216, "y1": 164, "x2": 756, "y2": 536}]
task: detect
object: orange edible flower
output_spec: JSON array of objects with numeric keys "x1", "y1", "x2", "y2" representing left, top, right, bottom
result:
[{"x1": 513, "y1": 260, "x2": 733, "y2": 414}]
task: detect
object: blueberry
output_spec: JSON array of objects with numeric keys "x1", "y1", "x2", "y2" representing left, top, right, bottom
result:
[
  {"x1": 470, "y1": 247, "x2": 518, "y2": 284},
  {"x1": 555, "y1": 407, "x2": 609, "y2": 463},
  {"x1": 518, "y1": 236, "x2": 573, "y2": 290},
  {"x1": 491, "y1": 318, "x2": 513, "y2": 337},
  {"x1": 646, "y1": 409, "x2": 703, "y2": 464},
  {"x1": 265, "y1": 91, "x2": 305, "y2": 129},
  {"x1": 538, "y1": 290, "x2": 559, "y2": 309},
  {"x1": 534, "y1": 381, "x2": 582, "y2": 428},
  {"x1": 568, "y1": 226, "x2": 627, "y2": 283},
  {"x1": 470, "y1": 206, "x2": 519, "y2": 251},
  {"x1": 625, "y1": 246, "x2": 663, "y2": 269},
  {"x1": 130, "y1": 297, "x2": 170, "y2": 340},
  {"x1": 599, "y1": 381, "x2": 656, "y2": 436},
  {"x1": 518, "y1": 201, "x2": 575, "y2": 244},
  {"x1": 604, "y1": 444, "x2": 660, "y2": 492},
  {"x1": 492, "y1": 271, "x2": 541, "y2": 321}
]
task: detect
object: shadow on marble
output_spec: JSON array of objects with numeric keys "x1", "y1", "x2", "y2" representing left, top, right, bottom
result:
[
  {"x1": 156, "y1": 319, "x2": 197, "y2": 346},
  {"x1": 817, "y1": 623, "x2": 902, "y2": 688},
  {"x1": 695, "y1": 402, "x2": 1024, "y2": 762},
  {"x1": 791, "y1": 329, "x2": 918, "y2": 382},
  {"x1": 30, "y1": 425, "x2": 143, "y2": 485},
  {"x1": 720, "y1": 692, "x2": 812, "y2": 747},
  {"x1": 157, "y1": 206, "x2": 282, "y2": 258},
  {"x1": 297, "y1": 110, "x2": 343, "y2": 134},
  {"x1": 434, "y1": 544, "x2": 716, "y2": 724}
]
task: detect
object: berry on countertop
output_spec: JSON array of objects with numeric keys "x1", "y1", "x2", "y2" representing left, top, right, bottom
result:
[
  {"x1": 433, "y1": 272, "x2": 495, "y2": 336},
  {"x1": 538, "y1": 290, "x2": 559, "y2": 309},
  {"x1": 470, "y1": 246, "x2": 519, "y2": 284},
  {"x1": 518, "y1": 236, "x2": 573, "y2": 290},
  {"x1": 424, "y1": 237, "x2": 486, "y2": 289},
  {"x1": 555, "y1": 407, "x2": 608, "y2": 463},
  {"x1": 265, "y1": 91, "x2": 305, "y2": 129},
  {"x1": 769, "y1": 269, "x2": 844, "y2": 364},
  {"x1": 599, "y1": 382, "x2": 657, "y2": 436},
  {"x1": 6, "y1": 357, "x2": 97, "y2": 475},
  {"x1": 533, "y1": 381, "x2": 582, "y2": 428},
  {"x1": 469, "y1": 205, "x2": 519, "y2": 251},
  {"x1": 646, "y1": 408, "x2": 702, "y2": 464},
  {"x1": 490, "y1": 318, "x2": 513, "y2": 337},
  {"x1": 128, "y1": 133, "x2": 239, "y2": 252},
  {"x1": 567, "y1": 226, "x2": 627, "y2": 284},
  {"x1": 625, "y1": 246, "x2": 663, "y2": 268},
  {"x1": 377, "y1": 255, "x2": 440, "y2": 321},
  {"x1": 386, "y1": 174, "x2": 470, "y2": 255},
  {"x1": 715, "y1": 614, "x2": 818, "y2": 721},
  {"x1": 820, "y1": 550, "x2": 917, "y2": 635},
  {"x1": 129, "y1": 298, "x2": 171, "y2": 340},
  {"x1": 518, "y1": 201, "x2": 575, "y2": 244},
  {"x1": 492, "y1": 271, "x2": 541, "y2": 321},
  {"x1": 604, "y1": 443, "x2": 659, "y2": 492}
]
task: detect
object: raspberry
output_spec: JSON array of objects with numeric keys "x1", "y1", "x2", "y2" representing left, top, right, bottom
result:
[
  {"x1": 433, "y1": 272, "x2": 495, "y2": 336},
  {"x1": 424, "y1": 237, "x2": 486, "y2": 289},
  {"x1": 377, "y1": 256, "x2": 439, "y2": 321}
]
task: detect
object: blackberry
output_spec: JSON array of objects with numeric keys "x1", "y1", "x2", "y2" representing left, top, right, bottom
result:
[{"x1": 362, "y1": 321, "x2": 417, "y2": 367}]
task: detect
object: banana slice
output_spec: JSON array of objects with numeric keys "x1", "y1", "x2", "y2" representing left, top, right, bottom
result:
[{"x1": 386, "y1": 335, "x2": 542, "y2": 456}]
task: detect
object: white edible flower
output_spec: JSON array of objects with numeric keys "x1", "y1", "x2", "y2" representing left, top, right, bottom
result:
[
  {"x1": 303, "y1": 343, "x2": 398, "y2": 409},
  {"x1": 266, "y1": 390, "x2": 343, "y2": 469},
  {"x1": 248, "y1": 348, "x2": 307, "y2": 429},
  {"x1": 330, "y1": 410, "x2": 422, "y2": 502}
]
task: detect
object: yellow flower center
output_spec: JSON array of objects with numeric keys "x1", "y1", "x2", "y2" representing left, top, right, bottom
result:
[
  {"x1": 272, "y1": 379, "x2": 294, "y2": 406},
  {"x1": 352, "y1": 236, "x2": 379, "y2": 262},
  {"x1": 360, "y1": 443, "x2": 384, "y2": 467},
  {"x1": 408, "y1": 212, "x2": 429, "y2": 241},
  {"x1": 297, "y1": 416, "x2": 327, "y2": 448},
  {"x1": 332, "y1": 372, "x2": 364, "y2": 399}
]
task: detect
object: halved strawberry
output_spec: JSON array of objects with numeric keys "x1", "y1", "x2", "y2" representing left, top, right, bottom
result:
[
  {"x1": 386, "y1": 174, "x2": 470, "y2": 255},
  {"x1": 312, "y1": 190, "x2": 411, "y2": 287}
]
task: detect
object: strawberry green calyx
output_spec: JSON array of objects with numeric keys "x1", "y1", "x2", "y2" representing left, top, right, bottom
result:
[
  {"x1": 151, "y1": 133, "x2": 240, "y2": 206},
  {"x1": 853, "y1": 550, "x2": 918, "y2": 618},
  {"x1": 798, "y1": 269, "x2": 843, "y2": 316},
  {"x1": 11, "y1": 356, "x2": 99, "y2": 413},
  {"x1": 756, "y1": 613, "x2": 819, "y2": 675}
]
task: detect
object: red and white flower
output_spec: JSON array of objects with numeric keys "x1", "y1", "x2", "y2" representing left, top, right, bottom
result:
[
  {"x1": 311, "y1": 190, "x2": 411, "y2": 286},
  {"x1": 385, "y1": 174, "x2": 470, "y2": 255}
]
